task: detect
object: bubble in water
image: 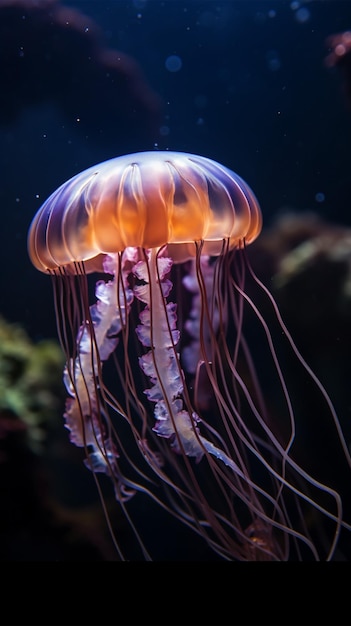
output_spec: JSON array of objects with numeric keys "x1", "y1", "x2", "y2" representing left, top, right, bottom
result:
[
  {"x1": 165, "y1": 55, "x2": 182, "y2": 72},
  {"x1": 266, "y1": 50, "x2": 281, "y2": 71},
  {"x1": 295, "y1": 7, "x2": 310, "y2": 23},
  {"x1": 315, "y1": 192, "x2": 325, "y2": 203},
  {"x1": 159, "y1": 125, "x2": 170, "y2": 136}
]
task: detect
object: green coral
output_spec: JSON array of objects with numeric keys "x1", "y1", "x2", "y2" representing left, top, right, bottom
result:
[{"x1": 0, "y1": 316, "x2": 64, "y2": 452}]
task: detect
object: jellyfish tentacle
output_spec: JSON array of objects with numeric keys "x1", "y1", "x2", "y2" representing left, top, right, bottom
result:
[
  {"x1": 133, "y1": 247, "x2": 249, "y2": 475},
  {"x1": 182, "y1": 255, "x2": 219, "y2": 374},
  {"x1": 133, "y1": 248, "x2": 203, "y2": 460},
  {"x1": 63, "y1": 253, "x2": 133, "y2": 472}
]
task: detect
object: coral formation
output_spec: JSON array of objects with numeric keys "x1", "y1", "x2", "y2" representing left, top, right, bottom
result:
[{"x1": 0, "y1": 316, "x2": 64, "y2": 453}]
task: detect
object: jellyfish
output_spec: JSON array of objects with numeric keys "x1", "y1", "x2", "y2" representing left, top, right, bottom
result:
[{"x1": 27, "y1": 151, "x2": 351, "y2": 560}]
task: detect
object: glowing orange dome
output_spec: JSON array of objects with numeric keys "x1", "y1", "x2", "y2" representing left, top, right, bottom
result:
[{"x1": 28, "y1": 151, "x2": 262, "y2": 272}]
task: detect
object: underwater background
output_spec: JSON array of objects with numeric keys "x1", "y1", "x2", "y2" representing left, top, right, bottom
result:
[{"x1": 2, "y1": 0, "x2": 351, "y2": 562}]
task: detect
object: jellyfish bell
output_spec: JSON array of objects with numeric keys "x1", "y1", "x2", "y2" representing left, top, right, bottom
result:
[
  {"x1": 28, "y1": 151, "x2": 262, "y2": 270},
  {"x1": 28, "y1": 150, "x2": 351, "y2": 561}
]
